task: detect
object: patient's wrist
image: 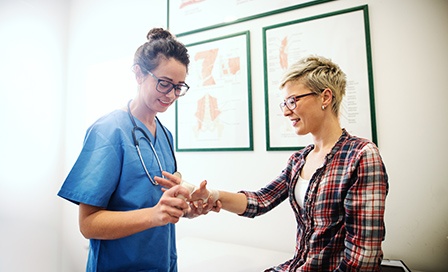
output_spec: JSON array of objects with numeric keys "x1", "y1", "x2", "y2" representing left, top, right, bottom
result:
[
  {"x1": 178, "y1": 179, "x2": 219, "y2": 203},
  {"x1": 208, "y1": 189, "x2": 219, "y2": 203}
]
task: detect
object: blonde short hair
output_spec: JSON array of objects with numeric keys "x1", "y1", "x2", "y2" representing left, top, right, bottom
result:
[{"x1": 279, "y1": 55, "x2": 346, "y2": 116}]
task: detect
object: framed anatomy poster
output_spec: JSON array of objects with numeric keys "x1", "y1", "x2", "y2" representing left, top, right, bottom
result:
[
  {"x1": 264, "y1": 5, "x2": 377, "y2": 151},
  {"x1": 176, "y1": 31, "x2": 253, "y2": 152},
  {"x1": 168, "y1": 0, "x2": 333, "y2": 36}
]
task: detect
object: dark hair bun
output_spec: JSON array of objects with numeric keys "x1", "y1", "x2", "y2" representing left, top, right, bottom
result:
[{"x1": 147, "y1": 28, "x2": 173, "y2": 41}]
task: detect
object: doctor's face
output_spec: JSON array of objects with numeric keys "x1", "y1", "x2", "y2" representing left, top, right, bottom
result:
[{"x1": 139, "y1": 58, "x2": 188, "y2": 114}]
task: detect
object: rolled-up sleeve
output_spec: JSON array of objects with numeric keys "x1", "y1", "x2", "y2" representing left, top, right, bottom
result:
[{"x1": 238, "y1": 155, "x2": 299, "y2": 218}]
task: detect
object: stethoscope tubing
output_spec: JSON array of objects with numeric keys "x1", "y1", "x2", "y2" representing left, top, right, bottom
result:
[
  {"x1": 135, "y1": 144, "x2": 158, "y2": 185},
  {"x1": 127, "y1": 100, "x2": 177, "y2": 185}
]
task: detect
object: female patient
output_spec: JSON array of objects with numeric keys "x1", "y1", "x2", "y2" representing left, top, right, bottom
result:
[{"x1": 157, "y1": 55, "x2": 389, "y2": 271}]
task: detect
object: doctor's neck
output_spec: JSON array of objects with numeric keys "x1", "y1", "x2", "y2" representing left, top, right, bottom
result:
[{"x1": 128, "y1": 99, "x2": 158, "y2": 128}]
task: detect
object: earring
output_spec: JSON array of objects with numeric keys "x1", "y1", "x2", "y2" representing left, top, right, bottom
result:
[{"x1": 322, "y1": 105, "x2": 325, "y2": 110}]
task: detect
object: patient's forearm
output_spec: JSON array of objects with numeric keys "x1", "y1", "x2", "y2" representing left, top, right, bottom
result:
[{"x1": 218, "y1": 191, "x2": 247, "y2": 215}]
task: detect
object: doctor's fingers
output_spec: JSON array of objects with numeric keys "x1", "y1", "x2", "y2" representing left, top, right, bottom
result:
[
  {"x1": 157, "y1": 171, "x2": 182, "y2": 186},
  {"x1": 154, "y1": 176, "x2": 177, "y2": 189},
  {"x1": 201, "y1": 196, "x2": 220, "y2": 214},
  {"x1": 155, "y1": 205, "x2": 185, "y2": 224},
  {"x1": 211, "y1": 200, "x2": 222, "y2": 213},
  {"x1": 160, "y1": 186, "x2": 190, "y2": 208},
  {"x1": 157, "y1": 197, "x2": 189, "y2": 220},
  {"x1": 188, "y1": 196, "x2": 214, "y2": 216},
  {"x1": 192, "y1": 200, "x2": 211, "y2": 215},
  {"x1": 169, "y1": 184, "x2": 191, "y2": 200}
]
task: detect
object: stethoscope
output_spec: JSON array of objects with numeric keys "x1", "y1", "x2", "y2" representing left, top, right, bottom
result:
[{"x1": 127, "y1": 100, "x2": 177, "y2": 185}]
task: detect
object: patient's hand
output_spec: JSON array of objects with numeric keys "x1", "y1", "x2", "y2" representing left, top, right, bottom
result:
[
  {"x1": 185, "y1": 194, "x2": 222, "y2": 218},
  {"x1": 190, "y1": 180, "x2": 211, "y2": 202},
  {"x1": 155, "y1": 171, "x2": 222, "y2": 217},
  {"x1": 155, "y1": 171, "x2": 212, "y2": 202},
  {"x1": 187, "y1": 180, "x2": 222, "y2": 216}
]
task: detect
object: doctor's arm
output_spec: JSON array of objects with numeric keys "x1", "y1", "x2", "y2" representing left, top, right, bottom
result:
[{"x1": 78, "y1": 185, "x2": 190, "y2": 240}]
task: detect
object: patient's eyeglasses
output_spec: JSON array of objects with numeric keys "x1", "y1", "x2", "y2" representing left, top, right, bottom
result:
[{"x1": 279, "y1": 92, "x2": 315, "y2": 111}]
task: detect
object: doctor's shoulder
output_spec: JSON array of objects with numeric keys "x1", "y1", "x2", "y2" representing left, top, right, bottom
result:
[{"x1": 83, "y1": 109, "x2": 130, "y2": 145}]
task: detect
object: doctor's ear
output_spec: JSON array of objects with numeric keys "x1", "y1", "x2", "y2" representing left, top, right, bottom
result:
[{"x1": 134, "y1": 65, "x2": 144, "y2": 84}]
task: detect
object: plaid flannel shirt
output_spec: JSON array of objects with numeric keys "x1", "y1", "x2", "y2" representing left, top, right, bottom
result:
[{"x1": 240, "y1": 130, "x2": 388, "y2": 271}]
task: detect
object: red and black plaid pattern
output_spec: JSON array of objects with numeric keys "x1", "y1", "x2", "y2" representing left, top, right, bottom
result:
[{"x1": 240, "y1": 130, "x2": 388, "y2": 271}]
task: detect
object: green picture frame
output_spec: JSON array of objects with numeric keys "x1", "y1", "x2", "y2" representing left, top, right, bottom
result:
[
  {"x1": 168, "y1": 0, "x2": 333, "y2": 37},
  {"x1": 175, "y1": 31, "x2": 253, "y2": 152},
  {"x1": 263, "y1": 5, "x2": 377, "y2": 151}
]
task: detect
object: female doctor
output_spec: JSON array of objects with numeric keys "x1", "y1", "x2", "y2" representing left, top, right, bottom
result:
[{"x1": 57, "y1": 28, "x2": 212, "y2": 272}]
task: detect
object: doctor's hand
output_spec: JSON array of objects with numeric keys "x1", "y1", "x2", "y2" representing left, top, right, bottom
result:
[
  {"x1": 155, "y1": 171, "x2": 222, "y2": 218},
  {"x1": 153, "y1": 185, "x2": 190, "y2": 226}
]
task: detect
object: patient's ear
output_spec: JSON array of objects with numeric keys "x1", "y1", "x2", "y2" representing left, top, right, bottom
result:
[{"x1": 322, "y1": 88, "x2": 333, "y2": 107}]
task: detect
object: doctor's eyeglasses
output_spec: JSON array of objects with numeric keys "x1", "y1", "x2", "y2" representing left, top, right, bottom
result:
[
  {"x1": 280, "y1": 92, "x2": 315, "y2": 111},
  {"x1": 148, "y1": 71, "x2": 190, "y2": 97}
]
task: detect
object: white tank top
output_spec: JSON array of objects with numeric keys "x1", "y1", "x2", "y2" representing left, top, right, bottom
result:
[{"x1": 294, "y1": 175, "x2": 310, "y2": 208}]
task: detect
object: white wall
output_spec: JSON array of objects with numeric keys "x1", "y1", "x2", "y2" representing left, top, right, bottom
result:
[
  {"x1": 0, "y1": 0, "x2": 68, "y2": 271},
  {"x1": 0, "y1": 0, "x2": 446, "y2": 271}
]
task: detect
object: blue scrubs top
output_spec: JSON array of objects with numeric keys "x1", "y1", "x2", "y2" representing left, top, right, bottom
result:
[{"x1": 58, "y1": 110, "x2": 178, "y2": 272}]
